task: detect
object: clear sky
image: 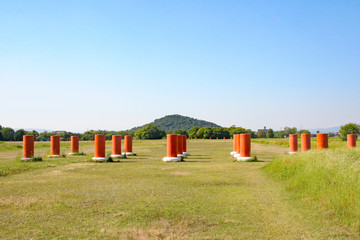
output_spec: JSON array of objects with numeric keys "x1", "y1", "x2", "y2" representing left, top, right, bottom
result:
[{"x1": 1, "y1": 0, "x2": 359, "y2": 132}]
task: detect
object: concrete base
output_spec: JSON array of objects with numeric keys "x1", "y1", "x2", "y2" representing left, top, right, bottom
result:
[
  {"x1": 68, "y1": 152, "x2": 80, "y2": 155},
  {"x1": 122, "y1": 152, "x2": 136, "y2": 156},
  {"x1": 21, "y1": 158, "x2": 31, "y2": 161},
  {"x1": 163, "y1": 156, "x2": 182, "y2": 162},
  {"x1": 92, "y1": 157, "x2": 108, "y2": 162},
  {"x1": 177, "y1": 154, "x2": 185, "y2": 158},
  {"x1": 237, "y1": 156, "x2": 254, "y2": 162},
  {"x1": 183, "y1": 152, "x2": 190, "y2": 156},
  {"x1": 289, "y1": 152, "x2": 297, "y2": 155},
  {"x1": 230, "y1": 151, "x2": 237, "y2": 155},
  {"x1": 110, "y1": 154, "x2": 125, "y2": 158},
  {"x1": 49, "y1": 155, "x2": 61, "y2": 158},
  {"x1": 234, "y1": 153, "x2": 241, "y2": 158}
]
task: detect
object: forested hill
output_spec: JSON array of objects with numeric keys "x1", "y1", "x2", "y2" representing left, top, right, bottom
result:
[{"x1": 131, "y1": 114, "x2": 221, "y2": 132}]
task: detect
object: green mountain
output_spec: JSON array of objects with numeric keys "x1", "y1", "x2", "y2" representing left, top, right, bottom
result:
[{"x1": 131, "y1": 114, "x2": 221, "y2": 132}]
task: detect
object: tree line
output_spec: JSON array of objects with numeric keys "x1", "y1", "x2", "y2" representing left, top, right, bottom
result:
[{"x1": 0, "y1": 123, "x2": 358, "y2": 141}]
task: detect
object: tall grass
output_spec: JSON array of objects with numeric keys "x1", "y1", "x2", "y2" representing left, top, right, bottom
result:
[{"x1": 263, "y1": 148, "x2": 360, "y2": 230}]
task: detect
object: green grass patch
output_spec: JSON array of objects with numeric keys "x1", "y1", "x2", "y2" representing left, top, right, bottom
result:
[{"x1": 263, "y1": 147, "x2": 360, "y2": 231}]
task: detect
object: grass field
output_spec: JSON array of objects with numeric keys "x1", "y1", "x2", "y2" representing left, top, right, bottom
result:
[{"x1": 0, "y1": 139, "x2": 359, "y2": 239}]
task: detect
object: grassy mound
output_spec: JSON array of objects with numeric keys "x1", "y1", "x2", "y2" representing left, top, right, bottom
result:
[{"x1": 263, "y1": 148, "x2": 360, "y2": 230}]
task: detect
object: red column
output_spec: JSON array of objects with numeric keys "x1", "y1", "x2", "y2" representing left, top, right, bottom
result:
[
  {"x1": 240, "y1": 134, "x2": 251, "y2": 157},
  {"x1": 94, "y1": 134, "x2": 106, "y2": 158},
  {"x1": 182, "y1": 135, "x2": 187, "y2": 153},
  {"x1": 177, "y1": 135, "x2": 183, "y2": 155},
  {"x1": 347, "y1": 134, "x2": 356, "y2": 148},
  {"x1": 289, "y1": 134, "x2": 298, "y2": 153},
  {"x1": 233, "y1": 135, "x2": 236, "y2": 152},
  {"x1": 235, "y1": 134, "x2": 241, "y2": 154},
  {"x1": 70, "y1": 136, "x2": 79, "y2": 153},
  {"x1": 124, "y1": 135, "x2": 133, "y2": 153},
  {"x1": 112, "y1": 135, "x2": 122, "y2": 155},
  {"x1": 50, "y1": 136, "x2": 60, "y2": 156},
  {"x1": 23, "y1": 135, "x2": 34, "y2": 159},
  {"x1": 317, "y1": 133, "x2": 328, "y2": 150},
  {"x1": 301, "y1": 134, "x2": 311, "y2": 152},
  {"x1": 167, "y1": 134, "x2": 177, "y2": 157},
  {"x1": 223, "y1": 137, "x2": 226, "y2": 140}
]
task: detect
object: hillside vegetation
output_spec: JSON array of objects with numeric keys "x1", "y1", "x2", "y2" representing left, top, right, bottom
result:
[
  {"x1": 263, "y1": 147, "x2": 360, "y2": 231},
  {"x1": 131, "y1": 114, "x2": 221, "y2": 132}
]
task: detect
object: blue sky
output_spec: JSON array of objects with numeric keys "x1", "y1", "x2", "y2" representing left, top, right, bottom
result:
[{"x1": 1, "y1": 0, "x2": 359, "y2": 132}]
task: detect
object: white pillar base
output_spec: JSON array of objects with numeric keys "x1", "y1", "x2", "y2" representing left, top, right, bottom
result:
[
  {"x1": 230, "y1": 151, "x2": 237, "y2": 155},
  {"x1": 122, "y1": 152, "x2": 136, "y2": 156},
  {"x1": 68, "y1": 152, "x2": 79, "y2": 155},
  {"x1": 92, "y1": 157, "x2": 108, "y2": 162},
  {"x1": 49, "y1": 155, "x2": 61, "y2": 157},
  {"x1": 183, "y1": 152, "x2": 189, "y2": 156},
  {"x1": 21, "y1": 158, "x2": 32, "y2": 161},
  {"x1": 289, "y1": 152, "x2": 297, "y2": 155},
  {"x1": 234, "y1": 153, "x2": 241, "y2": 158},
  {"x1": 237, "y1": 156, "x2": 254, "y2": 162},
  {"x1": 177, "y1": 154, "x2": 185, "y2": 157},
  {"x1": 163, "y1": 156, "x2": 182, "y2": 162},
  {"x1": 110, "y1": 154, "x2": 125, "y2": 158}
]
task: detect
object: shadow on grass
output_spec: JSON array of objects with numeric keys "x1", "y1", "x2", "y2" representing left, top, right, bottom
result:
[{"x1": 183, "y1": 160, "x2": 211, "y2": 163}]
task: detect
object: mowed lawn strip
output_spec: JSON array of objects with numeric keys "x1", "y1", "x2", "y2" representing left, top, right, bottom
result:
[{"x1": 0, "y1": 140, "x2": 357, "y2": 239}]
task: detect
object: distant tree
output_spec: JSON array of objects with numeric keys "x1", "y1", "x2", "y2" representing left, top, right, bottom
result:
[
  {"x1": 196, "y1": 128, "x2": 205, "y2": 138},
  {"x1": 257, "y1": 130, "x2": 266, "y2": 138},
  {"x1": 82, "y1": 131, "x2": 95, "y2": 141},
  {"x1": 0, "y1": 132, "x2": 3, "y2": 141},
  {"x1": 26, "y1": 130, "x2": 40, "y2": 139},
  {"x1": 229, "y1": 127, "x2": 247, "y2": 136},
  {"x1": 212, "y1": 127, "x2": 230, "y2": 139},
  {"x1": 188, "y1": 127, "x2": 200, "y2": 139},
  {"x1": 0, "y1": 125, "x2": 2, "y2": 130},
  {"x1": 275, "y1": 130, "x2": 285, "y2": 138},
  {"x1": 173, "y1": 129, "x2": 188, "y2": 137},
  {"x1": 135, "y1": 124, "x2": 164, "y2": 139},
  {"x1": 296, "y1": 130, "x2": 311, "y2": 135},
  {"x1": 203, "y1": 127, "x2": 213, "y2": 139},
  {"x1": 283, "y1": 127, "x2": 297, "y2": 137},
  {"x1": 266, "y1": 128, "x2": 274, "y2": 138},
  {"x1": 339, "y1": 123, "x2": 360, "y2": 141},
  {"x1": 1, "y1": 127, "x2": 15, "y2": 141},
  {"x1": 14, "y1": 129, "x2": 26, "y2": 141}
]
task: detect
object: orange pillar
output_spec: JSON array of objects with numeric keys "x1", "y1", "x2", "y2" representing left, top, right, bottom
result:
[
  {"x1": 123, "y1": 135, "x2": 135, "y2": 155},
  {"x1": 237, "y1": 134, "x2": 253, "y2": 161},
  {"x1": 223, "y1": 137, "x2": 226, "y2": 140},
  {"x1": 234, "y1": 134, "x2": 241, "y2": 157},
  {"x1": 111, "y1": 135, "x2": 124, "y2": 158},
  {"x1": 203, "y1": 137, "x2": 204, "y2": 140},
  {"x1": 209, "y1": 137, "x2": 212, "y2": 140},
  {"x1": 177, "y1": 135, "x2": 184, "y2": 157},
  {"x1": 50, "y1": 136, "x2": 60, "y2": 156},
  {"x1": 347, "y1": 134, "x2": 356, "y2": 148},
  {"x1": 231, "y1": 134, "x2": 237, "y2": 155},
  {"x1": 289, "y1": 134, "x2": 298, "y2": 154},
  {"x1": 216, "y1": 137, "x2": 218, "y2": 140},
  {"x1": 195, "y1": 137, "x2": 198, "y2": 140},
  {"x1": 301, "y1": 134, "x2": 311, "y2": 152},
  {"x1": 163, "y1": 134, "x2": 180, "y2": 161},
  {"x1": 92, "y1": 134, "x2": 107, "y2": 161},
  {"x1": 317, "y1": 133, "x2": 328, "y2": 150},
  {"x1": 22, "y1": 135, "x2": 34, "y2": 160},
  {"x1": 69, "y1": 136, "x2": 79, "y2": 154},
  {"x1": 182, "y1": 135, "x2": 189, "y2": 156}
]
